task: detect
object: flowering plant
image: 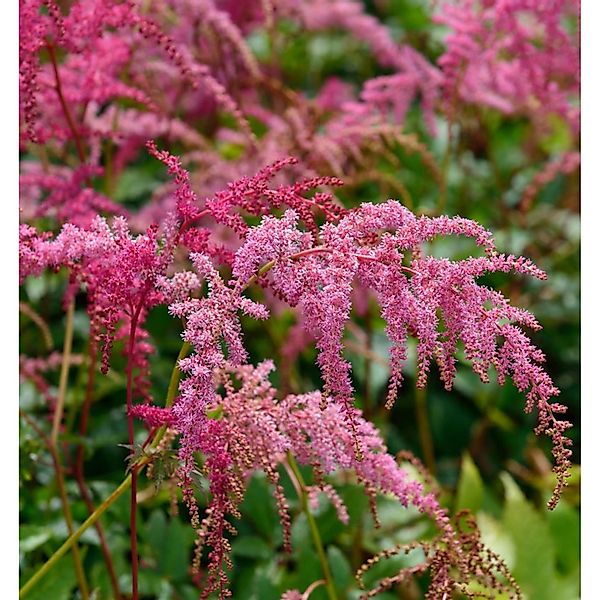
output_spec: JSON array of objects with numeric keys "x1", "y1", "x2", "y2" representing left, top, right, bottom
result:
[{"x1": 19, "y1": 1, "x2": 579, "y2": 599}]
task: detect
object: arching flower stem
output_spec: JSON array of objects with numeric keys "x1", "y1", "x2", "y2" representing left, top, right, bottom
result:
[{"x1": 46, "y1": 43, "x2": 87, "y2": 165}]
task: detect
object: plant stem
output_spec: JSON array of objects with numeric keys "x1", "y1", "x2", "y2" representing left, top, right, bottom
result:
[
  {"x1": 19, "y1": 475, "x2": 132, "y2": 598},
  {"x1": 363, "y1": 307, "x2": 373, "y2": 420},
  {"x1": 73, "y1": 343, "x2": 122, "y2": 599},
  {"x1": 49, "y1": 445, "x2": 90, "y2": 599},
  {"x1": 34, "y1": 301, "x2": 89, "y2": 598},
  {"x1": 20, "y1": 337, "x2": 188, "y2": 597},
  {"x1": 19, "y1": 411, "x2": 89, "y2": 600},
  {"x1": 415, "y1": 386, "x2": 436, "y2": 476},
  {"x1": 126, "y1": 304, "x2": 145, "y2": 600},
  {"x1": 286, "y1": 452, "x2": 338, "y2": 600},
  {"x1": 46, "y1": 43, "x2": 87, "y2": 165},
  {"x1": 51, "y1": 300, "x2": 75, "y2": 446},
  {"x1": 149, "y1": 340, "x2": 190, "y2": 450}
]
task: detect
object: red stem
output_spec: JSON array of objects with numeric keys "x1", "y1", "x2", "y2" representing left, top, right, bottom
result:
[
  {"x1": 289, "y1": 245, "x2": 419, "y2": 275},
  {"x1": 74, "y1": 343, "x2": 122, "y2": 599},
  {"x1": 126, "y1": 300, "x2": 146, "y2": 600},
  {"x1": 46, "y1": 43, "x2": 87, "y2": 165}
]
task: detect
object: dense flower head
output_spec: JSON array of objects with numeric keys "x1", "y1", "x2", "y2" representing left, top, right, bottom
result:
[
  {"x1": 436, "y1": 0, "x2": 580, "y2": 132},
  {"x1": 158, "y1": 360, "x2": 461, "y2": 597},
  {"x1": 224, "y1": 200, "x2": 570, "y2": 503},
  {"x1": 19, "y1": 215, "x2": 175, "y2": 375},
  {"x1": 19, "y1": 0, "x2": 253, "y2": 146},
  {"x1": 20, "y1": 163, "x2": 125, "y2": 226}
]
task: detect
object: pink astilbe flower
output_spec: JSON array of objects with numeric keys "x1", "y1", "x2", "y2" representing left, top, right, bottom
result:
[
  {"x1": 20, "y1": 0, "x2": 254, "y2": 146},
  {"x1": 149, "y1": 359, "x2": 461, "y2": 598},
  {"x1": 19, "y1": 0, "x2": 65, "y2": 142},
  {"x1": 436, "y1": 0, "x2": 580, "y2": 133},
  {"x1": 231, "y1": 200, "x2": 570, "y2": 504},
  {"x1": 204, "y1": 157, "x2": 345, "y2": 237},
  {"x1": 146, "y1": 140, "x2": 207, "y2": 225},
  {"x1": 520, "y1": 151, "x2": 581, "y2": 213},
  {"x1": 306, "y1": 484, "x2": 349, "y2": 524},
  {"x1": 296, "y1": 0, "x2": 442, "y2": 133},
  {"x1": 19, "y1": 163, "x2": 125, "y2": 226},
  {"x1": 166, "y1": 253, "x2": 269, "y2": 475},
  {"x1": 19, "y1": 215, "x2": 175, "y2": 377},
  {"x1": 20, "y1": 351, "x2": 84, "y2": 410},
  {"x1": 149, "y1": 143, "x2": 345, "y2": 239},
  {"x1": 163, "y1": 0, "x2": 261, "y2": 79},
  {"x1": 129, "y1": 403, "x2": 175, "y2": 428}
]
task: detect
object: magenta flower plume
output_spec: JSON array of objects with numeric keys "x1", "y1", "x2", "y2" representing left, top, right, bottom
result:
[
  {"x1": 19, "y1": 215, "x2": 175, "y2": 377},
  {"x1": 230, "y1": 200, "x2": 571, "y2": 505},
  {"x1": 436, "y1": 0, "x2": 580, "y2": 132}
]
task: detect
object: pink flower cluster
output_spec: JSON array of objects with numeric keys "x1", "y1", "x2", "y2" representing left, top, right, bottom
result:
[
  {"x1": 19, "y1": 215, "x2": 172, "y2": 379},
  {"x1": 436, "y1": 0, "x2": 580, "y2": 132}
]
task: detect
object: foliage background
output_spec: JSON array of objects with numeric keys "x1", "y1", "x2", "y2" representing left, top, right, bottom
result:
[{"x1": 19, "y1": 0, "x2": 580, "y2": 598}]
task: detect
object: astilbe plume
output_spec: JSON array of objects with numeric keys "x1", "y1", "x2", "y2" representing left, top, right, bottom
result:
[
  {"x1": 229, "y1": 200, "x2": 571, "y2": 506},
  {"x1": 436, "y1": 0, "x2": 580, "y2": 133},
  {"x1": 20, "y1": 352, "x2": 84, "y2": 411},
  {"x1": 356, "y1": 510, "x2": 521, "y2": 599},
  {"x1": 135, "y1": 354, "x2": 519, "y2": 598},
  {"x1": 19, "y1": 215, "x2": 174, "y2": 382},
  {"x1": 148, "y1": 141, "x2": 346, "y2": 240},
  {"x1": 19, "y1": 0, "x2": 254, "y2": 147},
  {"x1": 19, "y1": 163, "x2": 125, "y2": 226},
  {"x1": 294, "y1": 0, "x2": 442, "y2": 134},
  {"x1": 123, "y1": 191, "x2": 569, "y2": 596}
]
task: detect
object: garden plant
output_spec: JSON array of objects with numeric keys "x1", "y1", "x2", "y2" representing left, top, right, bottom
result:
[{"x1": 18, "y1": 0, "x2": 581, "y2": 599}]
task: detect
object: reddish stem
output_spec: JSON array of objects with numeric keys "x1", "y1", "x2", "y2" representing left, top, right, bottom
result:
[
  {"x1": 126, "y1": 299, "x2": 146, "y2": 600},
  {"x1": 289, "y1": 245, "x2": 419, "y2": 275},
  {"x1": 74, "y1": 343, "x2": 122, "y2": 599},
  {"x1": 46, "y1": 43, "x2": 87, "y2": 165}
]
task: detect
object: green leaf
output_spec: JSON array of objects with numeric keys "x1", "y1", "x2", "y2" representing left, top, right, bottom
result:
[
  {"x1": 145, "y1": 510, "x2": 194, "y2": 581},
  {"x1": 455, "y1": 453, "x2": 484, "y2": 514},
  {"x1": 114, "y1": 167, "x2": 162, "y2": 204},
  {"x1": 20, "y1": 525, "x2": 52, "y2": 553},
  {"x1": 24, "y1": 553, "x2": 77, "y2": 600},
  {"x1": 249, "y1": 562, "x2": 281, "y2": 600},
  {"x1": 296, "y1": 543, "x2": 326, "y2": 600},
  {"x1": 240, "y1": 473, "x2": 278, "y2": 540},
  {"x1": 232, "y1": 535, "x2": 272, "y2": 561},
  {"x1": 477, "y1": 512, "x2": 516, "y2": 571},
  {"x1": 547, "y1": 501, "x2": 580, "y2": 574},
  {"x1": 327, "y1": 545, "x2": 352, "y2": 593},
  {"x1": 500, "y1": 473, "x2": 565, "y2": 600}
]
